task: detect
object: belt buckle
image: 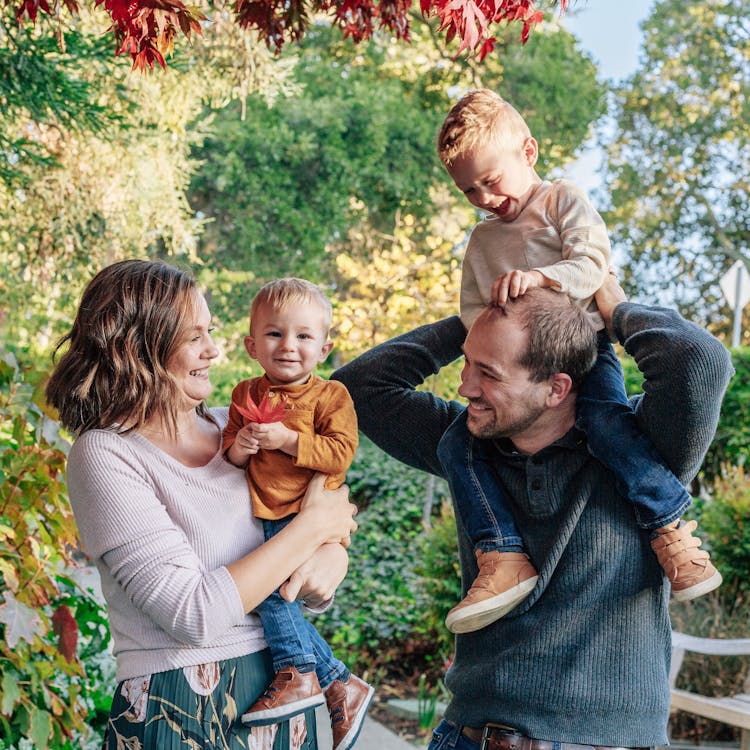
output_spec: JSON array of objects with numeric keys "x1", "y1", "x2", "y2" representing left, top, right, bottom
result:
[{"x1": 480, "y1": 723, "x2": 518, "y2": 750}]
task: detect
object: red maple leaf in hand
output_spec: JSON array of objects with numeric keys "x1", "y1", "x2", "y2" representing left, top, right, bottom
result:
[{"x1": 235, "y1": 392, "x2": 288, "y2": 424}]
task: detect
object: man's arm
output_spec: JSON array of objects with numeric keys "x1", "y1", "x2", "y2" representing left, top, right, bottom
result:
[
  {"x1": 332, "y1": 317, "x2": 467, "y2": 477},
  {"x1": 597, "y1": 277, "x2": 734, "y2": 485}
]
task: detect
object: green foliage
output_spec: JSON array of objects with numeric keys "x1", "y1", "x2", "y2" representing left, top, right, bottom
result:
[
  {"x1": 494, "y1": 22, "x2": 606, "y2": 172},
  {"x1": 413, "y1": 503, "x2": 462, "y2": 660},
  {"x1": 0, "y1": 12, "x2": 293, "y2": 365},
  {"x1": 601, "y1": 0, "x2": 750, "y2": 328},
  {"x1": 616, "y1": 345, "x2": 747, "y2": 487},
  {"x1": 619, "y1": 350, "x2": 644, "y2": 396},
  {"x1": 702, "y1": 347, "x2": 750, "y2": 482},
  {"x1": 0, "y1": 349, "x2": 109, "y2": 748},
  {"x1": 315, "y1": 437, "x2": 452, "y2": 669},
  {"x1": 189, "y1": 19, "x2": 606, "y2": 309},
  {"x1": 190, "y1": 26, "x2": 443, "y2": 285},
  {"x1": 699, "y1": 465, "x2": 750, "y2": 613},
  {"x1": 0, "y1": 13, "x2": 117, "y2": 188}
]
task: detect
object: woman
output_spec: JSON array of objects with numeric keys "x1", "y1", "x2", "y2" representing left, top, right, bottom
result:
[{"x1": 46, "y1": 259, "x2": 358, "y2": 750}]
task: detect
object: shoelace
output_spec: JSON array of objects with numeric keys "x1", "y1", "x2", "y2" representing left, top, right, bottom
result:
[{"x1": 330, "y1": 705, "x2": 344, "y2": 725}]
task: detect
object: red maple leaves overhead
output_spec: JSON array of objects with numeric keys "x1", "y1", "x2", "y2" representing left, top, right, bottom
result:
[
  {"x1": 12, "y1": 0, "x2": 566, "y2": 69},
  {"x1": 95, "y1": 0, "x2": 204, "y2": 71},
  {"x1": 425, "y1": 0, "x2": 555, "y2": 60}
]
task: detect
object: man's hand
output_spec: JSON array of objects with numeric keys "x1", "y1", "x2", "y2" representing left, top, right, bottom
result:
[
  {"x1": 492, "y1": 269, "x2": 551, "y2": 306},
  {"x1": 595, "y1": 270, "x2": 628, "y2": 341}
]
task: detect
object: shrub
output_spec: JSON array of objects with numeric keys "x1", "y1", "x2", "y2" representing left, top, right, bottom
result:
[
  {"x1": 702, "y1": 348, "x2": 750, "y2": 482},
  {"x1": 315, "y1": 437, "x2": 453, "y2": 674},
  {"x1": 668, "y1": 464, "x2": 750, "y2": 744},
  {"x1": 413, "y1": 502, "x2": 462, "y2": 661},
  {"x1": 0, "y1": 350, "x2": 110, "y2": 749},
  {"x1": 699, "y1": 465, "x2": 750, "y2": 613}
]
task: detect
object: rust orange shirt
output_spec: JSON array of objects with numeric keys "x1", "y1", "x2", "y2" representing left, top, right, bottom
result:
[{"x1": 222, "y1": 374, "x2": 358, "y2": 520}]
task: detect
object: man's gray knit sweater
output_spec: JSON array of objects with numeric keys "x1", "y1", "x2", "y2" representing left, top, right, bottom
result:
[{"x1": 333, "y1": 303, "x2": 733, "y2": 746}]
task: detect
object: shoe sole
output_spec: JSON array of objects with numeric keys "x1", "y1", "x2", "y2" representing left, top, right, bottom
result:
[
  {"x1": 671, "y1": 569, "x2": 723, "y2": 602},
  {"x1": 333, "y1": 684, "x2": 375, "y2": 750},
  {"x1": 240, "y1": 693, "x2": 326, "y2": 726},
  {"x1": 445, "y1": 576, "x2": 539, "y2": 634}
]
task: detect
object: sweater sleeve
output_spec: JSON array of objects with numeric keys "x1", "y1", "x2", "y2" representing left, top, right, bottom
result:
[
  {"x1": 294, "y1": 380, "x2": 359, "y2": 480},
  {"x1": 332, "y1": 317, "x2": 467, "y2": 477},
  {"x1": 612, "y1": 302, "x2": 734, "y2": 484},
  {"x1": 66, "y1": 431, "x2": 247, "y2": 647},
  {"x1": 534, "y1": 180, "x2": 610, "y2": 299}
]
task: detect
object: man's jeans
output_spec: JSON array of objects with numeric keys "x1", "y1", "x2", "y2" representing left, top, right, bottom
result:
[
  {"x1": 428, "y1": 720, "x2": 480, "y2": 750},
  {"x1": 437, "y1": 334, "x2": 692, "y2": 557},
  {"x1": 256, "y1": 515, "x2": 348, "y2": 689}
]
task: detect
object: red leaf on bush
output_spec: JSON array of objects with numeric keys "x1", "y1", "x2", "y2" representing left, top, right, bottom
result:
[
  {"x1": 52, "y1": 605, "x2": 78, "y2": 662},
  {"x1": 236, "y1": 392, "x2": 288, "y2": 424}
]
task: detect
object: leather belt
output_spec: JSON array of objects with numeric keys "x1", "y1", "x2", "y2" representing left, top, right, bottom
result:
[{"x1": 461, "y1": 723, "x2": 648, "y2": 750}]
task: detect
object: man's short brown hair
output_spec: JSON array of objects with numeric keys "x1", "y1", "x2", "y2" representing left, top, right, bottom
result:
[{"x1": 487, "y1": 288, "x2": 598, "y2": 388}]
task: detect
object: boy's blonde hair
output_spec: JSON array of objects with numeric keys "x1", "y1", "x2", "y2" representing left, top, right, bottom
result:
[
  {"x1": 250, "y1": 277, "x2": 332, "y2": 334},
  {"x1": 437, "y1": 89, "x2": 532, "y2": 166}
]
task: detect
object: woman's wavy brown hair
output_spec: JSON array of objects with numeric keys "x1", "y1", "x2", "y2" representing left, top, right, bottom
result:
[{"x1": 46, "y1": 259, "x2": 203, "y2": 436}]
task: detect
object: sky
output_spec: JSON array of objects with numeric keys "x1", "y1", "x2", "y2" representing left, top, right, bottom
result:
[
  {"x1": 557, "y1": 0, "x2": 654, "y2": 191},
  {"x1": 562, "y1": 0, "x2": 653, "y2": 82}
]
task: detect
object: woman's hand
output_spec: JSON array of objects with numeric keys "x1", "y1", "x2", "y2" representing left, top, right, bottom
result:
[
  {"x1": 298, "y1": 473, "x2": 358, "y2": 546},
  {"x1": 279, "y1": 542, "x2": 349, "y2": 607}
]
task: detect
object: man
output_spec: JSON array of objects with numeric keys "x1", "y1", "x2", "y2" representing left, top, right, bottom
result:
[{"x1": 332, "y1": 278, "x2": 733, "y2": 749}]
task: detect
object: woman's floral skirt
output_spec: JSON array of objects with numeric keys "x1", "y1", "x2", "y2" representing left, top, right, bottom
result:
[{"x1": 105, "y1": 650, "x2": 317, "y2": 749}]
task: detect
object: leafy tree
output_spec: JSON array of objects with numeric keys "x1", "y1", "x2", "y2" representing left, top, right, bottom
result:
[
  {"x1": 190, "y1": 19, "x2": 604, "y2": 339},
  {"x1": 189, "y1": 26, "x2": 444, "y2": 289},
  {"x1": 0, "y1": 10, "x2": 296, "y2": 363},
  {"x1": 0, "y1": 16, "x2": 114, "y2": 189},
  {"x1": 331, "y1": 199, "x2": 465, "y2": 358},
  {"x1": 600, "y1": 0, "x2": 749, "y2": 330},
  {"x1": 0, "y1": 350, "x2": 109, "y2": 749},
  {"x1": 12, "y1": 0, "x2": 567, "y2": 72}
]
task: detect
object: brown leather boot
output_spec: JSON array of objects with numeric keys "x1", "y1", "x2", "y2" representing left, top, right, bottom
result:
[
  {"x1": 651, "y1": 519, "x2": 722, "y2": 601},
  {"x1": 240, "y1": 666, "x2": 325, "y2": 726},
  {"x1": 445, "y1": 550, "x2": 538, "y2": 634},
  {"x1": 325, "y1": 674, "x2": 374, "y2": 750}
]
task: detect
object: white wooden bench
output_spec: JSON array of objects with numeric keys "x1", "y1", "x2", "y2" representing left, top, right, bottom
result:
[{"x1": 670, "y1": 631, "x2": 750, "y2": 750}]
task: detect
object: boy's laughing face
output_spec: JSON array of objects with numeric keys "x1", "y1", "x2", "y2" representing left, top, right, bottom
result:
[{"x1": 447, "y1": 136, "x2": 541, "y2": 222}]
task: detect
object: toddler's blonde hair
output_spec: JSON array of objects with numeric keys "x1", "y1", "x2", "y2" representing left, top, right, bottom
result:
[
  {"x1": 437, "y1": 89, "x2": 531, "y2": 166},
  {"x1": 250, "y1": 277, "x2": 332, "y2": 334}
]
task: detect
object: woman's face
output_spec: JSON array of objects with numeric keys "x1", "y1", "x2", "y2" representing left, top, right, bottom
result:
[{"x1": 167, "y1": 291, "x2": 219, "y2": 410}]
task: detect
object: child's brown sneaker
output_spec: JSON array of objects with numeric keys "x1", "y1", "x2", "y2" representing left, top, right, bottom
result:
[
  {"x1": 650, "y1": 519, "x2": 722, "y2": 601},
  {"x1": 325, "y1": 673, "x2": 374, "y2": 750},
  {"x1": 445, "y1": 550, "x2": 538, "y2": 634},
  {"x1": 240, "y1": 666, "x2": 325, "y2": 726}
]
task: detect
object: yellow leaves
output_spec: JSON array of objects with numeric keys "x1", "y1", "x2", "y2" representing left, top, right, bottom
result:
[{"x1": 331, "y1": 207, "x2": 463, "y2": 358}]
